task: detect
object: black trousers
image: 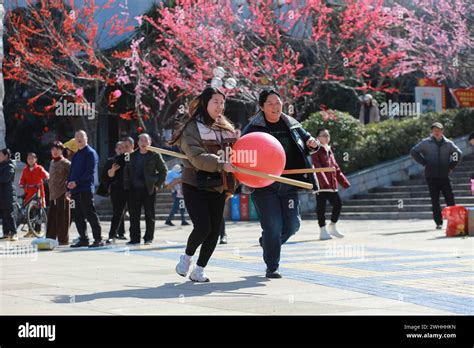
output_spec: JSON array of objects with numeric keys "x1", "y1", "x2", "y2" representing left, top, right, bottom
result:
[
  {"x1": 219, "y1": 218, "x2": 226, "y2": 238},
  {"x1": 426, "y1": 177, "x2": 455, "y2": 225},
  {"x1": 1, "y1": 208, "x2": 17, "y2": 236},
  {"x1": 183, "y1": 183, "x2": 226, "y2": 268},
  {"x1": 46, "y1": 194, "x2": 71, "y2": 244},
  {"x1": 109, "y1": 186, "x2": 127, "y2": 239},
  {"x1": 129, "y1": 186, "x2": 156, "y2": 243},
  {"x1": 316, "y1": 192, "x2": 342, "y2": 227},
  {"x1": 71, "y1": 192, "x2": 102, "y2": 242}
]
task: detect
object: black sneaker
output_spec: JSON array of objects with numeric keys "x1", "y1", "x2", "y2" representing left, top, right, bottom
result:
[
  {"x1": 126, "y1": 241, "x2": 140, "y2": 245},
  {"x1": 219, "y1": 235, "x2": 228, "y2": 244},
  {"x1": 71, "y1": 240, "x2": 90, "y2": 248},
  {"x1": 116, "y1": 235, "x2": 127, "y2": 240},
  {"x1": 144, "y1": 240, "x2": 152, "y2": 245},
  {"x1": 265, "y1": 269, "x2": 282, "y2": 279},
  {"x1": 89, "y1": 240, "x2": 105, "y2": 248},
  {"x1": 105, "y1": 238, "x2": 114, "y2": 244},
  {"x1": 436, "y1": 224, "x2": 443, "y2": 230},
  {"x1": 165, "y1": 221, "x2": 175, "y2": 226},
  {"x1": 181, "y1": 221, "x2": 190, "y2": 226}
]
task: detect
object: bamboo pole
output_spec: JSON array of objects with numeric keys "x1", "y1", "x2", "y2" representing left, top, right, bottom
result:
[
  {"x1": 147, "y1": 146, "x2": 333, "y2": 190},
  {"x1": 229, "y1": 164, "x2": 313, "y2": 190}
]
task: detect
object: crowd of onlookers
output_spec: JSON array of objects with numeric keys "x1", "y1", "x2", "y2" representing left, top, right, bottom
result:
[{"x1": 0, "y1": 129, "x2": 192, "y2": 246}]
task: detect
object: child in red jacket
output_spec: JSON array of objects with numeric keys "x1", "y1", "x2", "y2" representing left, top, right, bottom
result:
[
  {"x1": 311, "y1": 129, "x2": 350, "y2": 240},
  {"x1": 19, "y1": 153, "x2": 49, "y2": 236}
]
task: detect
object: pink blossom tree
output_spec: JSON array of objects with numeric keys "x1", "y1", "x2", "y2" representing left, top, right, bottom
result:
[{"x1": 3, "y1": 0, "x2": 133, "y2": 145}]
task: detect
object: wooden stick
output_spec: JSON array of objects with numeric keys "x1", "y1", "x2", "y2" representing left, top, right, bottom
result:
[
  {"x1": 147, "y1": 146, "x2": 314, "y2": 190},
  {"x1": 148, "y1": 146, "x2": 335, "y2": 174},
  {"x1": 230, "y1": 165, "x2": 313, "y2": 190},
  {"x1": 283, "y1": 167, "x2": 335, "y2": 174},
  {"x1": 148, "y1": 146, "x2": 188, "y2": 160}
]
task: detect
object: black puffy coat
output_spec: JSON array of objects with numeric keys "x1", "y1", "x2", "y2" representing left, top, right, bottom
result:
[{"x1": 0, "y1": 159, "x2": 17, "y2": 210}]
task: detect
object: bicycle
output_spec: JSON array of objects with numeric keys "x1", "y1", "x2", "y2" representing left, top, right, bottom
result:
[{"x1": 14, "y1": 184, "x2": 48, "y2": 238}]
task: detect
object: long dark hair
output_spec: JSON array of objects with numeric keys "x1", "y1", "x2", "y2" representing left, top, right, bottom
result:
[{"x1": 170, "y1": 86, "x2": 234, "y2": 145}]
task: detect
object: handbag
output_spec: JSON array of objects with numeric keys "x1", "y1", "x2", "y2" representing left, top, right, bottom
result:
[{"x1": 195, "y1": 170, "x2": 223, "y2": 190}]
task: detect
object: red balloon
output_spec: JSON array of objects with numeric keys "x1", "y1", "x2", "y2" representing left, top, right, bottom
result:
[{"x1": 231, "y1": 132, "x2": 286, "y2": 188}]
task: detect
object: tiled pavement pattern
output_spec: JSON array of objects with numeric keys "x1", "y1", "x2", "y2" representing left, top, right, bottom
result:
[{"x1": 1, "y1": 220, "x2": 472, "y2": 315}]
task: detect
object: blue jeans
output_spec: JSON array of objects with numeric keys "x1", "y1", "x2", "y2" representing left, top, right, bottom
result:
[
  {"x1": 166, "y1": 191, "x2": 186, "y2": 223},
  {"x1": 251, "y1": 183, "x2": 301, "y2": 272}
]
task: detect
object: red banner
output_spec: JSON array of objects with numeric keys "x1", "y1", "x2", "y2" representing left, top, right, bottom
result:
[{"x1": 450, "y1": 87, "x2": 474, "y2": 107}]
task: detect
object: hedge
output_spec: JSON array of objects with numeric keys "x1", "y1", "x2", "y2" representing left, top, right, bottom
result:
[{"x1": 302, "y1": 108, "x2": 474, "y2": 174}]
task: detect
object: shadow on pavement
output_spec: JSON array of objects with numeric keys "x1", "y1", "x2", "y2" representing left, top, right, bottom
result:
[
  {"x1": 376, "y1": 229, "x2": 435, "y2": 236},
  {"x1": 52, "y1": 275, "x2": 269, "y2": 303}
]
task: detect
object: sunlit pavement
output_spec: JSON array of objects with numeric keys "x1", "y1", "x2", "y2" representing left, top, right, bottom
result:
[{"x1": 1, "y1": 219, "x2": 472, "y2": 315}]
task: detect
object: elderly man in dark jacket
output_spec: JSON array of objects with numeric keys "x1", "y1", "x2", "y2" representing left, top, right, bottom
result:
[
  {"x1": 124, "y1": 133, "x2": 167, "y2": 245},
  {"x1": 0, "y1": 149, "x2": 17, "y2": 241},
  {"x1": 67, "y1": 130, "x2": 103, "y2": 248},
  {"x1": 411, "y1": 123, "x2": 463, "y2": 229}
]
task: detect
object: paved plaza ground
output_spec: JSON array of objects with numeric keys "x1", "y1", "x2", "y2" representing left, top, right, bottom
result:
[{"x1": 1, "y1": 219, "x2": 472, "y2": 315}]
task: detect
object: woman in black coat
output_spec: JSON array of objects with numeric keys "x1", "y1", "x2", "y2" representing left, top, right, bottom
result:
[{"x1": 0, "y1": 148, "x2": 18, "y2": 240}]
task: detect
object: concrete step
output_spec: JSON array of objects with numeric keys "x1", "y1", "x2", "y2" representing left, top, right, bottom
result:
[
  {"x1": 96, "y1": 209, "x2": 178, "y2": 215},
  {"x1": 302, "y1": 212, "x2": 435, "y2": 220},
  {"x1": 392, "y1": 178, "x2": 469, "y2": 186},
  {"x1": 95, "y1": 200, "x2": 173, "y2": 209},
  {"x1": 369, "y1": 183, "x2": 470, "y2": 193},
  {"x1": 354, "y1": 190, "x2": 472, "y2": 199},
  {"x1": 340, "y1": 204, "x2": 473, "y2": 213},
  {"x1": 344, "y1": 197, "x2": 474, "y2": 206},
  {"x1": 97, "y1": 214, "x2": 189, "y2": 221}
]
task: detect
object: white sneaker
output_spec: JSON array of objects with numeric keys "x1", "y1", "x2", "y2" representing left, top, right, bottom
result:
[
  {"x1": 328, "y1": 223, "x2": 345, "y2": 238},
  {"x1": 175, "y1": 254, "x2": 192, "y2": 277},
  {"x1": 189, "y1": 265, "x2": 210, "y2": 283},
  {"x1": 319, "y1": 226, "x2": 332, "y2": 240}
]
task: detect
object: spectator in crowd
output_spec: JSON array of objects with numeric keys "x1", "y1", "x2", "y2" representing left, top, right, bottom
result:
[
  {"x1": 46, "y1": 141, "x2": 71, "y2": 245},
  {"x1": 102, "y1": 139, "x2": 131, "y2": 243},
  {"x1": 411, "y1": 123, "x2": 463, "y2": 229},
  {"x1": 124, "y1": 133, "x2": 167, "y2": 245},
  {"x1": 469, "y1": 132, "x2": 474, "y2": 195},
  {"x1": 0, "y1": 149, "x2": 17, "y2": 241},
  {"x1": 359, "y1": 94, "x2": 380, "y2": 125},
  {"x1": 165, "y1": 164, "x2": 189, "y2": 227},
  {"x1": 63, "y1": 138, "x2": 78, "y2": 160},
  {"x1": 19, "y1": 152, "x2": 49, "y2": 237},
  {"x1": 67, "y1": 130, "x2": 103, "y2": 248},
  {"x1": 311, "y1": 128, "x2": 351, "y2": 240}
]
